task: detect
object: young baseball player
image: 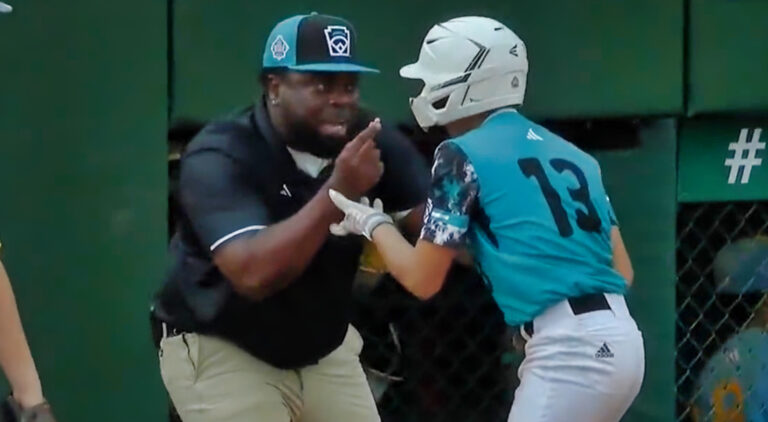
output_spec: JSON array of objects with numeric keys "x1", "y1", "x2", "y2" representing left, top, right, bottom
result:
[{"x1": 328, "y1": 16, "x2": 645, "y2": 422}]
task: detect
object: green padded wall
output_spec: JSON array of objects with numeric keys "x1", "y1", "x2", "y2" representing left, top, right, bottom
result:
[
  {"x1": 593, "y1": 120, "x2": 677, "y2": 421},
  {"x1": 173, "y1": 0, "x2": 683, "y2": 122},
  {"x1": 687, "y1": 0, "x2": 768, "y2": 115},
  {"x1": 0, "y1": 1, "x2": 167, "y2": 420}
]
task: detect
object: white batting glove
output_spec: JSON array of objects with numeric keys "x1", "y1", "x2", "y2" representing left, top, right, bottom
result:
[
  {"x1": 0, "y1": 2, "x2": 12, "y2": 13},
  {"x1": 329, "y1": 189, "x2": 393, "y2": 240}
]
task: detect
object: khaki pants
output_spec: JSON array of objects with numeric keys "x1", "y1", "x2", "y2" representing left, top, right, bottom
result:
[{"x1": 159, "y1": 325, "x2": 380, "y2": 422}]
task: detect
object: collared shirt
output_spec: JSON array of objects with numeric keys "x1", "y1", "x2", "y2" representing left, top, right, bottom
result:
[
  {"x1": 286, "y1": 147, "x2": 333, "y2": 178},
  {"x1": 154, "y1": 101, "x2": 430, "y2": 368}
]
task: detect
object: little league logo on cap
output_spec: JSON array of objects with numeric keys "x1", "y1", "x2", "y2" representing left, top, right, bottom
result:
[
  {"x1": 271, "y1": 35, "x2": 290, "y2": 61},
  {"x1": 324, "y1": 25, "x2": 351, "y2": 57}
]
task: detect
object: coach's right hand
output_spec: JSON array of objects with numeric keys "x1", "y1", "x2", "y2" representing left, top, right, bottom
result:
[{"x1": 328, "y1": 118, "x2": 383, "y2": 198}]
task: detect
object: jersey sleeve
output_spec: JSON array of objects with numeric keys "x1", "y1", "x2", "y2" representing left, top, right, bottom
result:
[
  {"x1": 419, "y1": 142, "x2": 479, "y2": 248},
  {"x1": 179, "y1": 149, "x2": 274, "y2": 252}
]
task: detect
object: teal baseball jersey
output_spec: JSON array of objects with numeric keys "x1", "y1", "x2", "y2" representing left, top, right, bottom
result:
[{"x1": 419, "y1": 109, "x2": 628, "y2": 325}]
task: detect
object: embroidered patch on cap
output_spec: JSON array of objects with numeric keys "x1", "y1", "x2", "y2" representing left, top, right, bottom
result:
[{"x1": 271, "y1": 35, "x2": 290, "y2": 61}]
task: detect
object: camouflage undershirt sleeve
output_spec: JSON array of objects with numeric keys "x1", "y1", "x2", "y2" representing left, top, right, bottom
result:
[{"x1": 419, "y1": 142, "x2": 479, "y2": 249}]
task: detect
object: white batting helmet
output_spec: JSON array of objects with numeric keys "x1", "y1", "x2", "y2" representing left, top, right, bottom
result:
[{"x1": 400, "y1": 16, "x2": 528, "y2": 129}]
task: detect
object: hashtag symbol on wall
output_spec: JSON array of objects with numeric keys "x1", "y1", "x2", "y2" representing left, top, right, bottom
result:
[{"x1": 724, "y1": 128, "x2": 765, "y2": 184}]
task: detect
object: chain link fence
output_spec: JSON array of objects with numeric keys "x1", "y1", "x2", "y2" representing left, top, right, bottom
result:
[
  {"x1": 352, "y1": 264, "x2": 518, "y2": 422},
  {"x1": 676, "y1": 201, "x2": 768, "y2": 422}
]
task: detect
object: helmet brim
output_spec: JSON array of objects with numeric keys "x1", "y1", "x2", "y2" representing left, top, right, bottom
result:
[
  {"x1": 400, "y1": 62, "x2": 465, "y2": 87},
  {"x1": 399, "y1": 63, "x2": 423, "y2": 80}
]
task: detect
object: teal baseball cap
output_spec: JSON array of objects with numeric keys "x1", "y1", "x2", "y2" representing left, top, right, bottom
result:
[{"x1": 262, "y1": 13, "x2": 378, "y2": 73}]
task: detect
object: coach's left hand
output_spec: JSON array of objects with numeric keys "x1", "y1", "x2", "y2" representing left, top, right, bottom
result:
[{"x1": 328, "y1": 190, "x2": 393, "y2": 240}]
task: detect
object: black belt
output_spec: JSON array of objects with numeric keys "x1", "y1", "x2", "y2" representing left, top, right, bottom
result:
[{"x1": 523, "y1": 293, "x2": 611, "y2": 337}]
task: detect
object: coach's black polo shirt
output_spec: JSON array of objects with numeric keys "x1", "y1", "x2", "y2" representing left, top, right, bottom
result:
[{"x1": 154, "y1": 100, "x2": 429, "y2": 369}]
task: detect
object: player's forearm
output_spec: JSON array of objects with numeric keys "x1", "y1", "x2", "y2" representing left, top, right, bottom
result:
[
  {"x1": 371, "y1": 225, "x2": 438, "y2": 300},
  {"x1": 614, "y1": 257, "x2": 633, "y2": 286},
  {"x1": 0, "y1": 263, "x2": 44, "y2": 407},
  {"x1": 223, "y1": 184, "x2": 343, "y2": 300}
]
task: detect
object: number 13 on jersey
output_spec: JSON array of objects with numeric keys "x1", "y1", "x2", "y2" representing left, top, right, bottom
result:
[{"x1": 518, "y1": 157, "x2": 603, "y2": 237}]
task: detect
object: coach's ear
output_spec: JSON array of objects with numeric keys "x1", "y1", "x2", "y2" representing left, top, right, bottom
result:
[
  {"x1": 611, "y1": 226, "x2": 633, "y2": 286},
  {"x1": 259, "y1": 70, "x2": 285, "y2": 105}
]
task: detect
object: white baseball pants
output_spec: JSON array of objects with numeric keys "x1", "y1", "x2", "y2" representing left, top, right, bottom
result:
[{"x1": 508, "y1": 293, "x2": 645, "y2": 422}]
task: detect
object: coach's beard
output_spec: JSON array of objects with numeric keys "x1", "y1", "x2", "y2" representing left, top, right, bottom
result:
[
  {"x1": 283, "y1": 117, "x2": 358, "y2": 159},
  {"x1": 285, "y1": 130, "x2": 346, "y2": 158}
]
